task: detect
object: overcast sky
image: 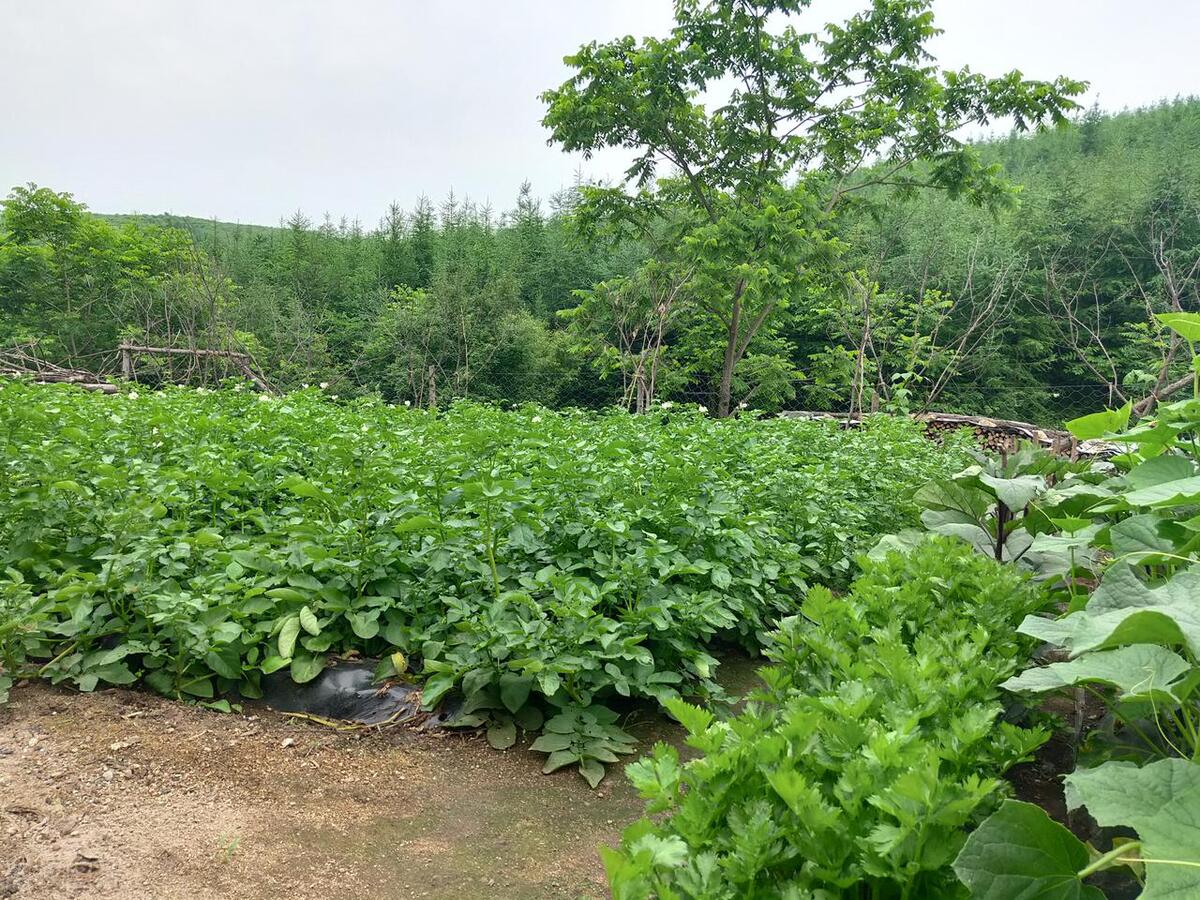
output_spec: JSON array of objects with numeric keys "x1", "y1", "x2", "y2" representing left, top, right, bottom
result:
[{"x1": 3, "y1": 1, "x2": 1196, "y2": 226}]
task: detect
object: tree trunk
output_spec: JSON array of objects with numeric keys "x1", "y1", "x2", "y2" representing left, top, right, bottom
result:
[{"x1": 716, "y1": 282, "x2": 745, "y2": 418}]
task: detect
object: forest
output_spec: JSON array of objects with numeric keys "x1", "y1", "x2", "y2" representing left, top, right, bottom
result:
[{"x1": 2, "y1": 97, "x2": 1198, "y2": 424}]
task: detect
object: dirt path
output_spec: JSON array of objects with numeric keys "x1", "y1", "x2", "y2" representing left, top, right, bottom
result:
[{"x1": 0, "y1": 683, "x2": 650, "y2": 899}]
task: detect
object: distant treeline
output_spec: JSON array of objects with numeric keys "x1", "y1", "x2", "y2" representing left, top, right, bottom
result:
[{"x1": 2, "y1": 98, "x2": 1198, "y2": 421}]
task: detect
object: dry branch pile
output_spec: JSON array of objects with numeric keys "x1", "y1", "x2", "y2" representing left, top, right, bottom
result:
[{"x1": 781, "y1": 409, "x2": 1116, "y2": 458}]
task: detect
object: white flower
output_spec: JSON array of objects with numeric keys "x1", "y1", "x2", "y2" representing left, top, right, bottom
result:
[
  {"x1": 257, "y1": 394, "x2": 271, "y2": 403},
  {"x1": 360, "y1": 424, "x2": 369, "y2": 433},
  {"x1": 698, "y1": 405, "x2": 708, "y2": 413},
  {"x1": 661, "y1": 401, "x2": 674, "y2": 409},
  {"x1": 128, "y1": 391, "x2": 139, "y2": 400},
  {"x1": 330, "y1": 394, "x2": 338, "y2": 400},
  {"x1": 319, "y1": 382, "x2": 330, "y2": 389},
  {"x1": 532, "y1": 415, "x2": 542, "y2": 424},
  {"x1": 301, "y1": 383, "x2": 309, "y2": 389},
  {"x1": 738, "y1": 401, "x2": 748, "y2": 409},
  {"x1": 233, "y1": 382, "x2": 245, "y2": 392},
  {"x1": 404, "y1": 400, "x2": 411, "y2": 407}
]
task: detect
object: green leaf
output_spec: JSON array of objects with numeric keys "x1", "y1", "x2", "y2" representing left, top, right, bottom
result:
[
  {"x1": 1126, "y1": 454, "x2": 1197, "y2": 490},
  {"x1": 421, "y1": 672, "x2": 456, "y2": 709},
  {"x1": 349, "y1": 613, "x2": 379, "y2": 640},
  {"x1": 181, "y1": 677, "x2": 214, "y2": 698},
  {"x1": 290, "y1": 652, "x2": 325, "y2": 684},
  {"x1": 1110, "y1": 514, "x2": 1181, "y2": 559},
  {"x1": 298, "y1": 605, "x2": 321, "y2": 636},
  {"x1": 487, "y1": 719, "x2": 517, "y2": 750},
  {"x1": 499, "y1": 672, "x2": 533, "y2": 714},
  {"x1": 664, "y1": 697, "x2": 714, "y2": 735},
  {"x1": 260, "y1": 655, "x2": 290, "y2": 675},
  {"x1": 1066, "y1": 401, "x2": 1132, "y2": 440},
  {"x1": 953, "y1": 800, "x2": 1103, "y2": 899},
  {"x1": 542, "y1": 749, "x2": 579, "y2": 773},
  {"x1": 537, "y1": 670, "x2": 562, "y2": 698},
  {"x1": 266, "y1": 587, "x2": 307, "y2": 603},
  {"x1": 530, "y1": 732, "x2": 574, "y2": 753},
  {"x1": 513, "y1": 704, "x2": 543, "y2": 731},
  {"x1": 204, "y1": 649, "x2": 240, "y2": 680},
  {"x1": 1125, "y1": 475, "x2": 1200, "y2": 508},
  {"x1": 277, "y1": 616, "x2": 301, "y2": 659},
  {"x1": 393, "y1": 514, "x2": 438, "y2": 535},
  {"x1": 283, "y1": 477, "x2": 323, "y2": 499},
  {"x1": 1156, "y1": 311, "x2": 1200, "y2": 343},
  {"x1": 1019, "y1": 565, "x2": 1200, "y2": 657},
  {"x1": 578, "y1": 757, "x2": 606, "y2": 788},
  {"x1": 89, "y1": 661, "x2": 136, "y2": 685},
  {"x1": 1002, "y1": 644, "x2": 1192, "y2": 702},
  {"x1": 978, "y1": 473, "x2": 1045, "y2": 511},
  {"x1": 1066, "y1": 759, "x2": 1200, "y2": 900}
]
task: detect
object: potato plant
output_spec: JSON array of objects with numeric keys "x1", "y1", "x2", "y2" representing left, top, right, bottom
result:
[{"x1": 0, "y1": 380, "x2": 969, "y2": 783}]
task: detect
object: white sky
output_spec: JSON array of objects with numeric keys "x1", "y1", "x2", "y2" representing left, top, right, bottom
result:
[{"x1": 2, "y1": 0, "x2": 1197, "y2": 226}]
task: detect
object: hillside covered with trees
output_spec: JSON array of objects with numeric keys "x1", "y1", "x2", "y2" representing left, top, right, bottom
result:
[{"x1": 2, "y1": 97, "x2": 1197, "y2": 422}]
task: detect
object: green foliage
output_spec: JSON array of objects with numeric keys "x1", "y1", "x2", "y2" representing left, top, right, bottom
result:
[
  {"x1": 543, "y1": 0, "x2": 1082, "y2": 415},
  {"x1": 953, "y1": 800, "x2": 1105, "y2": 900},
  {"x1": 825, "y1": 98, "x2": 1200, "y2": 422},
  {"x1": 958, "y1": 760, "x2": 1200, "y2": 899},
  {"x1": 879, "y1": 443, "x2": 1106, "y2": 576},
  {"x1": 8, "y1": 97, "x2": 1200, "y2": 422},
  {"x1": 0, "y1": 381, "x2": 965, "y2": 783},
  {"x1": 532, "y1": 705, "x2": 638, "y2": 788},
  {"x1": 605, "y1": 539, "x2": 1050, "y2": 898},
  {"x1": 954, "y1": 387, "x2": 1200, "y2": 897}
]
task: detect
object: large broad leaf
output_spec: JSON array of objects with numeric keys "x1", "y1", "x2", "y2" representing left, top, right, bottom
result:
[
  {"x1": 1067, "y1": 401, "x2": 1132, "y2": 441},
  {"x1": 1124, "y1": 475, "x2": 1200, "y2": 509},
  {"x1": 978, "y1": 473, "x2": 1047, "y2": 512},
  {"x1": 1156, "y1": 311, "x2": 1200, "y2": 343},
  {"x1": 1023, "y1": 527, "x2": 1101, "y2": 578},
  {"x1": 1019, "y1": 565, "x2": 1200, "y2": 656},
  {"x1": 868, "y1": 528, "x2": 927, "y2": 561},
  {"x1": 953, "y1": 800, "x2": 1104, "y2": 899},
  {"x1": 1002, "y1": 644, "x2": 1191, "y2": 702},
  {"x1": 1066, "y1": 758, "x2": 1200, "y2": 900},
  {"x1": 1126, "y1": 454, "x2": 1197, "y2": 490},
  {"x1": 915, "y1": 477, "x2": 994, "y2": 524},
  {"x1": 1110, "y1": 514, "x2": 1185, "y2": 559}
]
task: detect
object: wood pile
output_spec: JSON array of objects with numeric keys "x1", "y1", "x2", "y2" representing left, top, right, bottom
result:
[{"x1": 780, "y1": 409, "x2": 1117, "y2": 459}]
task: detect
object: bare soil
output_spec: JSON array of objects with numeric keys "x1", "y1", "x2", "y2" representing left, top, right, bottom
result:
[{"x1": 0, "y1": 682, "x2": 649, "y2": 900}]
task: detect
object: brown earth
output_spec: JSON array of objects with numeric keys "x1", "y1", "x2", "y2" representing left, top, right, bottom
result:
[{"x1": 0, "y1": 682, "x2": 653, "y2": 900}]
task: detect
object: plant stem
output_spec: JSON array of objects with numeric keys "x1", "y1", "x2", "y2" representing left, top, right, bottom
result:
[{"x1": 1078, "y1": 841, "x2": 1140, "y2": 879}]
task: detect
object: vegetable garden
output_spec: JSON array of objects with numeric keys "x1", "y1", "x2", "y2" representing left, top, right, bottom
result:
[{"x1": 4, "y1": 362, "x2": 1200, "y2": 897}]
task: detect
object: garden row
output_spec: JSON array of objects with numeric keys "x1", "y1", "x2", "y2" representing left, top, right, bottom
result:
[{"x1": 0, "y1": 379, "x2": 969, "y2": 783}]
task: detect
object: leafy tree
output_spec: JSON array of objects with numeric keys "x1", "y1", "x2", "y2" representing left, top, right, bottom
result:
[{"x1": 542, "y1": 0, "x2": 1084, "y2": 415}]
